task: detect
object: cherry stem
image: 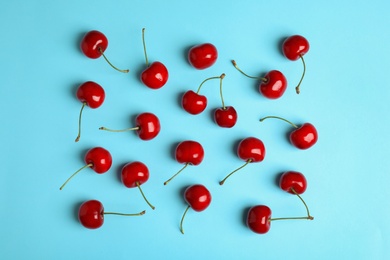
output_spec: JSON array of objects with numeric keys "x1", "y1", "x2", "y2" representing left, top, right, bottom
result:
[
  {"x1": 231, "y1": 60, "x2": 267, "y2": 82},
  {"x1": 291, "y1": 187, "x2": 312, "y2": 219},
  {"x1": 142, "y1": 28, "x2": 149, "y2": 67},
  {"x1": 99, "y1": 126, "x2": 140, "y2": 132},
  {"x1": 98, "y1": 47, "x2": 129, "y2": 73},
  {"x1": 219, "y1": 73, "x2": 226, "y2": 109},
  {"x1": 59, "y1": 163, "x2": 93, "y2": 190},
  {"x1": 219, "y1": 159, "x2": 252, "y2": 185},
  {"x1": 75, "y1": 102, "x2": 86, "y2": 142},
  {"x1": 180, "y1": 205, "x2": 190, "y2": 234},
  {"x1": 136, "y1": 181, "x2": 155, "y2": 210},
  {"x1": 259, "y1": 116, "x2": 298, "y2": 129},
  {"x1": 164, "y1": 163, "x2": 189, "y2": 185},
  {"x1": 196, "y1": 74, "x2": 225, "y2": 94},
  {"x1": 295, "y1": 55, "x2": 306, "y2": 94},
  {"x1": 104, "y1": 210, "x2": 146, "y2": 217}
]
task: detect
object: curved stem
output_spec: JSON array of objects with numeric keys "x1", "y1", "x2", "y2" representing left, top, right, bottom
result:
[
  {"x1": 196, "y1": 74, "x2": 224, "y2": 94},
  {"x1": 219, "y1": 160, "x2": 252, "y2": 185},
  {"x1": 164, "y1": 163, "x2": 189, "y2": 185},
  {"x1": 98, "y1": 48, "x2": 129, "y2": 73},
  {"x1": 291, "y1": 188, "x2": 312, "y2": 219},
  {"x1": 104, "y1": 210, "x2": 146, "y2": 217},
  {"x1": 59, "y1": 163, "x2": 93, "y2": 190},
  {"x1": 259, "y1": 116, "x2": 298, "y2": 129},
  {"x1": 180, "y1": 205, "x2": 190, "y2": 234},
  {"x1": 231, "y1": 60, "x2": 267, "y2": 82},
  {"x1": 219, "y1": 73, "x2": 226, "y2": 109},
  {"x1": 99, "y1": 126, "x2": 140, "y2": 132},
  {"x1": 295, "y1": 55, "x2": 306, "y2": 94},
  {"x1": 136, "y1": 182, "x2": 155, "y2": 210},
  {"x1": 142, "y1": 28, "x2": 149, "y2": 67},
  {"x1": 75, "y1": 102, "x2": 86, "y2": 142}
]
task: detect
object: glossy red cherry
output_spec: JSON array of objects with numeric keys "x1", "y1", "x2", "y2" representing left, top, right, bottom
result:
[
  {"x1": 60, "y1": 147, "x2": 112, "y2": 190},
  {"x1": 188, "y1": 43, "x2": 218, "y2": 69},
  {"x1": 121, "y1": 161, "x2": 155, "y2": 210},
  {"x1": 164, "y1": 140, "x2": 204, "y2": 185},
  {"x1": 260, "y1": 116, "x2": 318, "y2": 149},
  {"x1": 78, "y1": 200, "x2": 145, "y2": 229},
  {"x1": 247, "y1": 205, "x2": 272, "y2": 234},
  {"x1": 75, "y1": 81, "x2": 105, "y2": 142},
  {"x1": 232, "y1": 60, "x2": 287, "y2": 99},
  {"x1": 214, "y1": 106, "x2": 237, "y2": 128},
  {"x1": 80, "y1": 30, "x2": 129, "y2": 73},
  {"x1": 220, "y1": 137, "x2": 266, "y2": 185},
  {"x1": 180, "y1": 184, "x2": 212, "y2": 234},
  {"x1": 99, "y1": 112, "x2": 161, "y2": 141},
  {"x1": 282, "y1": 35, "x2": 310, "y2": 94},
  {"x1": 279, "y1": 171, "x2": 307, "y2": 194},
  {"x1": 140, "y1": 28, "x2": 168, "y2": 89}
]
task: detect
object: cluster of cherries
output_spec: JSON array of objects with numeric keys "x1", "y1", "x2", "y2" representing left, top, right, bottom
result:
[{"x1": 60, "y1": 28, "x2": 318, "y2": 234}]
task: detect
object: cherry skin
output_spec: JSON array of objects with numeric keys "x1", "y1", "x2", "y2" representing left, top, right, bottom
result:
[
  {"x1": 279, "y1": 171, "x2": 307, "y2": 194},
  {"x1": 214, "y1": 106, "x2": 237, "y2": 128},
  {"x1": 59, "y1": 147, "x2": 112, "y2": 190},
  {"x1": 182, "y1": 90, "x2": 207, "y2": 115},
  {"x1": 259, "y1": 70, "x2": 288, "y2": 99},
  {"x1": 247, "y1": 205, "x2": 272, "y2": 234},
  {"x1": 180, "y1": 184, "x2": 212, "y2": 234},
  {"x1": 188, "y1": 43, "x2": 218, "y2": 69},
  {"x1": 164, "y1": 140, "x2": 204, "y2": 185}
]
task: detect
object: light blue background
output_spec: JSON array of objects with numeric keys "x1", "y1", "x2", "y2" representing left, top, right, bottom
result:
[{"x1": 1, "y1": 0, "x2": 389, "y2": 259}]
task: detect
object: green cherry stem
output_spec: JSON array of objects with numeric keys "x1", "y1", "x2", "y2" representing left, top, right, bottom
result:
[
  {"x1": 180, "y1": 205, "x2": 191, "y2": 234},
  {"x1": 136, "y1": 181, "x2": 155, "y2": 210},
  {"x1": 98, "y1": 47, "x2": 129, "y2": 73},
  {"x1": 291, "y1": 187, "x2": 312, "y2": 219},
  {"x1": 259, "y1": 116, "x2": 299, "y2": 129},
  {"x1": 164, "y1": 163, "x2": 189, "y2": 185},
  {"x1": 75, "y1": 102, "x2": 86, "y2": 142},
  {"x1": 295, "y1": 55, "x2": 306, "y2": 94},
  {"x1": 59, "y1": 163, "x2": 93, "y2": 190},
  {"x1": 142, "y1": 28, "x2": 149, "y2": 67},
  {"x1": 218, "y1": 73, "x2": 226, "y2": 109},
  {"x1": 196, "y1": 74, "x2": 224, "y2": 94},
  {"x1": 99, "y1": 126, "x2": 140, "y2": 132},
  {"x1": 219, "y1": 159, "x2": 252, "y2": 185},
  {"x1": 231, "y1": 60, "x2": 267, "y2": 82},
  {"x1": 104, "y1": 210, "x2": 146, "y2": 217}
]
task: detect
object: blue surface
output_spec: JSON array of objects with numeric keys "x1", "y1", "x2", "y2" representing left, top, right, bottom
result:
[{"x1": 1, "y1": 0, "x2": 390, "y2": 259}]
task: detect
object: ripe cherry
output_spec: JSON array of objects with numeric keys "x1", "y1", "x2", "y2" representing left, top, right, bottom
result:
[
  {"x1": 74, "y1": 81, "x2": 105, "y2": 142},
  {"x1": 121, "y1": 161, "x2": 155, "y2": 210},
  {"x1": 99, "y1": 112, "x2": 161, "y2": 141},
  {"x1": 182, "y1": 74, "x2": 224, "y2": 115},
  {"x1": 219, "y1": 137, "x2": 265, "y2": 185},
  {"x1": 59, "y1": 147, "x2": 112, "y2": 190},
  {"x1": 188, "y1": 43, "x2": 218, "y2": 69},
  {"x1": 80, "y1": 30, "x2": 129, "y2": 73},
  {"x1": 259, "y1": 116, "x2": 318, "y2": 149},
  {"x1": 282, "y1": 35, "x2": 310, "y2": 94},
  {"x1": 213, "y1": 73, "x2": 237, "y2": 128},
  {"x1": 140, "y1": 28, "x2": 168, "y2": 89},
  {"x1": 180, "y1": 184, "x2": 212, "y2": 234},
  {"x1": 164, "y1": 140, "x2": 204, "y2": 185},
  {"x1": 78, "y1": 200, "x2": 145, "y2": 229},
  {"x1": 232, "y1": 60, "x2": 287, "y2": 99}
]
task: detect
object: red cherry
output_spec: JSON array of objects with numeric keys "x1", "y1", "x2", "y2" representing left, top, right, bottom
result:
[
  {"x1": 279, "y1": 171, "x2": 307, "y2": 194},
  {"x1": 99, "y1": 112, "x2": 161, "y2": 141},
  {"x1": 260, "y1": 116, "x2": 318, "y2": 149},
  {"x1": 164, "y1": 140, "x2": 204, "y2": 185},
  {"x1": 78, "y1": 200, "x2": 145, "y2": 229},
  {"x1": 247, "y1": 205, "x2": 272, "y2": 234},
  {"x1": 121, "y1": 161, "x2": 155, "y2": 210},
  {"x1": 75, "y1": 81, "x2": 105, "y2": 142},
  {"x1": 80, "y1": 30, "x2": 129, "y2": 73},
  {"x1": 214, "y1": 106, "x2": 237, "y2": 128},
  {"x1": 59, "y1": 147, "x2": 112, "y2": 190},
  {"x1": 282, "y1": 35, "x2": 310, "y2": 94},
  {"x1": 232, "y1": 60, "x2": 287, "y2": 99},
  {"x1": 140, "y1": 28, "x2": 168, "y2": 89},
  {"x1": 220, "y1": 137, "x2": 265, "y2": 185},
  {"x1": 180, "y1": 184, "x2": 212, "y2": 234},
  {"x1": 188, "y1": 43, "x2": 218, "y2": 69}
]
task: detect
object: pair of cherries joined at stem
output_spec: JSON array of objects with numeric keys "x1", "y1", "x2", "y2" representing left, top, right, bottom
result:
[{"x1": 247, "y1": 171, "x2": 313, "y2": 234}]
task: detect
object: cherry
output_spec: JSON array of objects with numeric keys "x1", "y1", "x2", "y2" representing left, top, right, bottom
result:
[
  {"x1": 99, "y1": 112, "x2": 161, "y2": 141},
  {"x1": 232, "y1": 60, "x2": 287, "y2": 99},
  {"x1": 188, "y1": 43, "x2": 218, "y2": 69},
  {"x1": 74, "y1": 81, "x2": 105, "y2": 142},
  {"x1": 213, "y1": 73, "x2": 237, "y2": 128},
  {"x1": 140, "y1": 28, "x2": 168, "y2": 89},
  {"x1": 164, "y1": 140, "x2": 204, "y2": 185},
  {"x1": 282, "y1": 35, "x2": 310, "y2": 94},
  {"x1": 219, "y1": 137, "x2": 265, "y2": 185},
  {"x1": 259, "y1": 116, "x2": 318, "y2": 149},
  {"x1": 121, "y1": 161, "x2": 155, "y2": 210},
  {"x1": 80, "y1": 30, "x2": 129, "y2": 73},
  {"x1": 78, "y1": 200, "x2": 145, "y2": 229},
  {"x1": 181, "y1": 74, "x2": 224, "y2": 115},
  {"x1": 59, "y1": 147, "x2": 112, "y2": 190},
  {"x1": 180, "y1": 184, "x2": 212, "y2": 234}
]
